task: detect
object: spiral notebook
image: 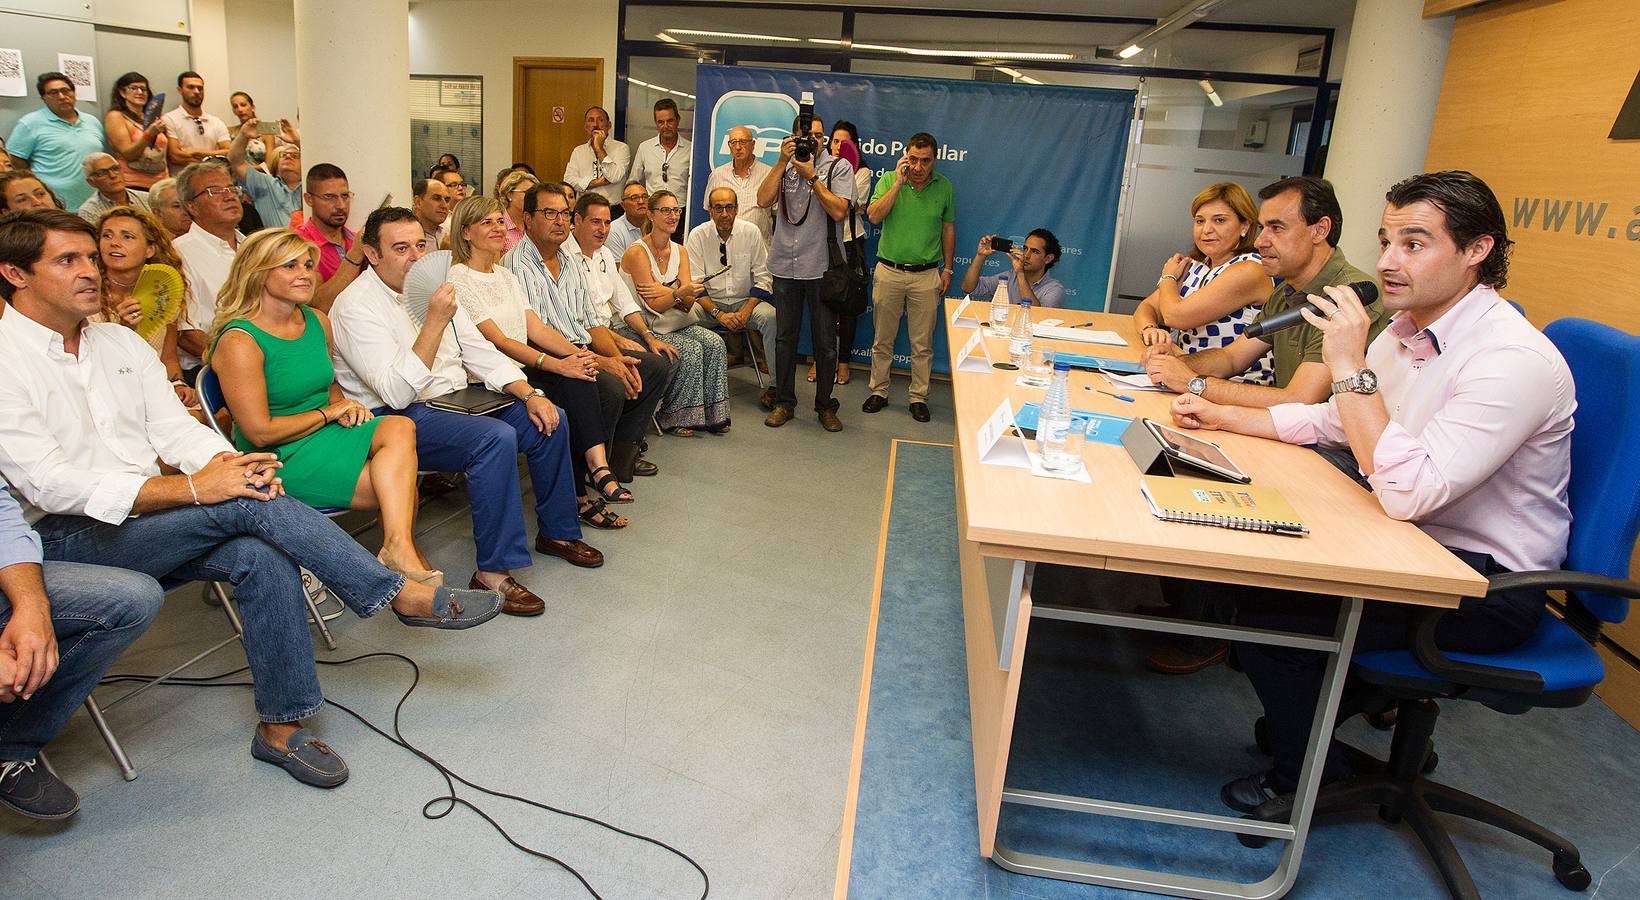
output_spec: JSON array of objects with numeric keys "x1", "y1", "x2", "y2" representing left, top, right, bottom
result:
[{"x1": 1139, "y1": 475, "x2": 1308, "y2": 536}]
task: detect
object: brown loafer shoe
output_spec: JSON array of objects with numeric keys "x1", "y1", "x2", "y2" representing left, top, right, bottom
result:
[
  {"x1": 758, "y1": 387, "x2": 777, "y2": 411},
  {"x1": 1144, "y1": 639, "x2": 1229, "y2": 675},
  {"x1": 469, "y1": 574, "x2": 544, "y2": 616},
  {"x1": 764, "y1": 405, "x2": 793, "y2": 427},
  {"x1": 534, "y1": 536, "x2": 604, "y2": 568},
  {"x1": 818, "y1": 408, "x2": 843, "y2": 432}
]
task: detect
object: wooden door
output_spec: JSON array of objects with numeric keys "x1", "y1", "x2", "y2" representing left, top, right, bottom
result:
[{"x1": 513, "y1": 57, "x2": 603, "y2": 185}]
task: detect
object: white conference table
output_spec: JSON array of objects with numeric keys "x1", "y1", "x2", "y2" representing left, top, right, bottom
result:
[{"x1": 947, "y1": 300, "x2": 1487, "y2": 899}]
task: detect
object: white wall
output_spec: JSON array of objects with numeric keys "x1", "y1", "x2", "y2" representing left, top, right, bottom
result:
[
  {"x1": 187, "y1": 0, "x2": 237, "y2": 119},
  {"x1": 223, "y1": 0, "x2": 300, "y2": 122},
  {"x1": 408, "y1": 0, "x2": 619, "y2": 176}
]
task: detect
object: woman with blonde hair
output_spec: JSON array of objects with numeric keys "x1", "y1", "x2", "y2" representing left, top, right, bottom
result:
[
  {"x1": 619, "y1": 190, "x2": 730, "y2": 435},
  {"x1": 1132, "y1": 181, "x2": 1274, "y2": 384},
  {"x1": 206, "y1": 228, "x2": 442, "y2": 585},
  {"x1": 92, "y1": 205, "x2": 200, "y2": 411},
  {"x1": 494, "y1": 168, "x2": 538, "y2": 252}
]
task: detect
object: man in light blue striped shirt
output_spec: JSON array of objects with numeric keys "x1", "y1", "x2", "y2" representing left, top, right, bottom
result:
[{"x1": 0, "y1": 481, "x2": 163, "y2": 820}]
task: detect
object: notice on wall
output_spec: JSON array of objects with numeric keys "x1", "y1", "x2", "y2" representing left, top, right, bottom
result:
[
  {"x1": 0, "y1": 49, "x2": 25, "y2": 98},
  {"x1": 56, "y1": 53, "x2": 96, "y2": 101}
]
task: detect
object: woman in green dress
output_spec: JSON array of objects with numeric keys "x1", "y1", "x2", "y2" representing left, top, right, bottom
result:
[{"x1": 206, "y1": 228, "x2": 442, "y2": 585}]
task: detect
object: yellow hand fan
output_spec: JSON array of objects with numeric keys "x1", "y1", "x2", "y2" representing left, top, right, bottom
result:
[{"x1": 132, "y1": 264, "x2": 186, "y2": 341}]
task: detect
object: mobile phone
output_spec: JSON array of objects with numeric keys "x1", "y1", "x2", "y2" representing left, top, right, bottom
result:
[
  {"x1": 989, "y1": 236, "x2": 1013, "y2": 253},
  {"x1": 256, "y1": 120, "x2": 280, "y2": 135}
]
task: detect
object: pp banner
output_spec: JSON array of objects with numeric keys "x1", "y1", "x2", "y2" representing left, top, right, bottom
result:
[{"x1": 690, "y1": 64, "x2": 1133, "y2": 374}]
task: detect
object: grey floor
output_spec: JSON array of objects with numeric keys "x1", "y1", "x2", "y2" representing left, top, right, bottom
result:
[{"x1": 0, "y1": 363, "x2": 952, "y2": 900}]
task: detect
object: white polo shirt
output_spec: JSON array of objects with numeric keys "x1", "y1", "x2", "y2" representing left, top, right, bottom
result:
[{"x1": 172, "y1": 226, "x2": 243, "y2": 369}]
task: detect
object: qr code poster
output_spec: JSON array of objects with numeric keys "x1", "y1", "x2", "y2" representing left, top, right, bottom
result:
[
  {"x1": 0, "y1": 48, "x2": 24, "y2": 98},
  {"x1": 57, "y1": 53, "x2": 96, "y2": 102}
]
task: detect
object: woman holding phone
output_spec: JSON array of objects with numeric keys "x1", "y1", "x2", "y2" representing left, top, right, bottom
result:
[{"x1": 103, "y1": 72, "x2": 169, "y2": 189}]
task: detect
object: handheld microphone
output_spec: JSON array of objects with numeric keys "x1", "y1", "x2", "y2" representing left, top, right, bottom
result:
[{"x1": 1244, "y1": 281, "x2": 1379, "y2": 339}]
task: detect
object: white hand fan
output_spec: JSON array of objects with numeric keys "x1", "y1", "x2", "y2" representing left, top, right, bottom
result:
[{"x1": 401, "y1": 249, "x2": 452, "y2": 326}]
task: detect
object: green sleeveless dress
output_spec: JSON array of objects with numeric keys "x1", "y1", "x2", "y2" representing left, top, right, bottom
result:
[{"x1": 218, "y1": 306, "x2": 379, "y2": 509}]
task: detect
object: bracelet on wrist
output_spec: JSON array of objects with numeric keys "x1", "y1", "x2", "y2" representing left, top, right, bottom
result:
[
  {"x1": 1158, "y1": 273, "x2": 1178, "y2": 284},
  {"x1": 186, "y1": 473, "x2": 202, "y2": 506},
  {"x1": 534, "y1": 352, "x2": 547, "y2": 369}
]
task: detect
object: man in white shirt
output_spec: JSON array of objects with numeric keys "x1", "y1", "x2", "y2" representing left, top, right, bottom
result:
[
  {"x1": 161, "y1": 71, "x2": 231, "y2": 170},
  {"x1": 562, "y1": 106, "x2": 629, "y2": 195},
  {"x1": 331, "y1": 207, "x2": 604, "y2": 617},
  {"x1": 0, "y1": 210, "x2": 500, "y2": 790},
  {"x1": 629, "y1": 98, "x2": 691, "y2": 200},
  {"x1": 704, "y1": 125, "x2": 774, "y2": 243},
  {"x1": 75, "y1": 153, "x2": 150, "y2": 224},
  {"x1": 605, "y1": 181, "x2": 648, "y2": 261},
  {"x1": 1167, "y1": 171, "x2": 1577, "y2": 818},
  {"x1": 685, "y1": 187, "x2": 775, "y2": 406},
  {"x1": 171, "y1": 159, "x2": 244, "y2": 373}
]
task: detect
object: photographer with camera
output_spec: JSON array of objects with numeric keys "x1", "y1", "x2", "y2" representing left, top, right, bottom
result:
[
  {"x1": 861, "y1": 132, "x2": 954, "y2": 424},
  {"x1": 959, "y1": 228, "x2": 1066, "y2": 309},
  {"x1": 754, "y1": 95, "x2": 857, "y2": 432}
]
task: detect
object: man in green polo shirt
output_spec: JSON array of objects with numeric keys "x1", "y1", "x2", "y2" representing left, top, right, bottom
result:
[
  {"x1": 862, "y1": 132, "x2": 956, "y2": 423},
  {"x1": 1143, "y1": 175, "x2": 1389, "y2": 409}
]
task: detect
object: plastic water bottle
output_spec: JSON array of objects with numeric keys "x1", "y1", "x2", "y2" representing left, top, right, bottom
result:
[
  {"x1": 988, "y1": 274, "x2": 1011, "y2": 332},
  {"x1": 1038, "y1": 360, "x2": 1081, "y2": 473},
  {"x1": 1008, "y1": 297, "x2": 1034, "y2": 366}
]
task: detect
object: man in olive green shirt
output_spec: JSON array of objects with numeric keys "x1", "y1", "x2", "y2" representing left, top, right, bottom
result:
[
  {"x1": 1144, "y1": 176, "x2": 1388, "y2": 409},
  {"x1": 862, "y1": 132, "x2": 956, "y2": 423}
]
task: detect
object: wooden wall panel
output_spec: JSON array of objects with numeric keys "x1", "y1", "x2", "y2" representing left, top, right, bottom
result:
[{"x1": 1426, "y1": 0, "x2": 1640, "y2": 726}]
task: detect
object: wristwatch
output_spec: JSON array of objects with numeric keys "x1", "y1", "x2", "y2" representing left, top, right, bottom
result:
[
  {"x1": 1187, "y1": 376, "x2": 1208, "y2": 396},
  {"x1": 1331, "y1": 368, "x2": 1380, "y2": 396},
  {"x1": 525, "y1": 388, "x2": 547, "y2": 400}
]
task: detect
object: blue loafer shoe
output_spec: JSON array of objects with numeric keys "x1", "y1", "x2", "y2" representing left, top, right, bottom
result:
[
  {"x1": 251, "y1": 727, "x2": 348, "y2": 788},
  {"x1": 393, "y1": 587, "x2": 502, "y2": 630}
]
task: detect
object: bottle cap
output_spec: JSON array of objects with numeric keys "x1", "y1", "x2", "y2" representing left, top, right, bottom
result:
[{"x1": 1053, "y1": 360, "x2": 1071, "y2": 371}]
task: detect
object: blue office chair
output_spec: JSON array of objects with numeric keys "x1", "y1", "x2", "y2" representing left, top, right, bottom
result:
[
  {"x1": 1253, "y1": 318, "x2": 1640, "y2": 899},
  {"x1": 198, "y1": 366, "x2": 342, "y2": 650}
]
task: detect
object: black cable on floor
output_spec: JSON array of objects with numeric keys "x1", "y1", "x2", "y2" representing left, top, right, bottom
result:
[{"x1": 98, "y1": 652, "x2": 710, "y2": 899}]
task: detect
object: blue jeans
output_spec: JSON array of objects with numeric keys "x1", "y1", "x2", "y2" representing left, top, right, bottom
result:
[
  {"x1": 34, "y1": 496, "x2": 405, "y2": 723},
  {"x1": 386, "y1": 400, "x2": 581, "y2": 572},
  {"x1": 0, "y1": 562, "x2": 163, "y2": 759}
]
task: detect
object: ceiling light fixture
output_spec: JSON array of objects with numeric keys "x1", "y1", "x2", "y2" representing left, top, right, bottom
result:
[
  {"x1": 1198, "y1": 79, "x2": 1223, "y2": 106},
  {"x1": 655, "y1": 32, "x2": 678, "y2": 44},
  {"x1": 628, "y1": 77, "x2": 695, "y2": 101},
  {"x1": 804, "y1": 37, "x2": 1070, "y2": 61},
  {"x1": 666, "y1": 28, "x2": 800, "y2": 43},
  {"x1": 1114, "y1": 0, "x2": 1235, "y2": 61}
]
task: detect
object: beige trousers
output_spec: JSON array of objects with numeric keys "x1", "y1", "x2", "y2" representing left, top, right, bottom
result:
[{"x1": 867, "y1": 263, "x2": 941, "y2": 403}]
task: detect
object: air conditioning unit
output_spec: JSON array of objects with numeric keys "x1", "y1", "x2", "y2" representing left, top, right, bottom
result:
[{"x1": 1243, "y1": 119, "x2": 1269, "y2": 148}]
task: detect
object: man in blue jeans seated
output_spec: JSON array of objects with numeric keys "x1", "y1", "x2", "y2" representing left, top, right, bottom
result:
[
  {"x1": 330, "y1": 207, "x2": 603, "y2": 620},
  {"x1": 0, "y1": 480, "x2": 162, "y2": 820},
  {"x1": 1167, "y1": 170, "x2": 1575, "y2": 817},
  {"x1": 0, "y1": 209, "x2": 503, "y2": 791}
]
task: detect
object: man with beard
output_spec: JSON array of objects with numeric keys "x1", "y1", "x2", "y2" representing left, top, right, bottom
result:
[{"x1": 294, "y1": 163, "x2": 364, "y2": 312}]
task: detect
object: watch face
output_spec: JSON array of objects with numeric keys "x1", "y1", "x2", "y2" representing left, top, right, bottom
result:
[
  {"x1": 1188, "y1": 377, "x2": 1206, "y2": 395},
  {"x1": 1359, "y1": 369, "x2": 1379, "y2": 392}
]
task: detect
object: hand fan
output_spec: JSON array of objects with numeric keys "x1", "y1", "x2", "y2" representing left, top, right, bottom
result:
[
  {"x1": 132, "y1": 264, "x2": 186, "y2": 340},
  {"x1": 401, "y1": 249, "x2": 452, "y2": 326}
]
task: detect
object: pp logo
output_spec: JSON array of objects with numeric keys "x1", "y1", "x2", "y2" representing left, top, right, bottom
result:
[{"x1": 708, "y1": 90, "x2": 800, "y2": 170}]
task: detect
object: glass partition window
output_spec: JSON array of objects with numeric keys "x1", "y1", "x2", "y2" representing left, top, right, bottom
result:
[
  {"x1": 624, "y1": 56, "x2": 699, "y2": 150},
  {"x1": 410, "y1": 75, "x2": 482, "y2": 186},
  {"x1": 625, "y1": 4, "x2": 843, "y2": 46}
]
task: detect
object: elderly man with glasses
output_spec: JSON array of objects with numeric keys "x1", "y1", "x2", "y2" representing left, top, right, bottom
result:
[
  {"x1": 704, "y1": 125, "x2": 774, "y2": 244},
  {"x1": 172, "y1": 159, "x2": 245, "y2": 374},
  {"x1": 5, "y1": 73, "x2": 107, "y2": 211},
  {"x1": 75, "y1": 153, "x2": 151, "y2": 224},
  {"x1": 684, "y1": 186, "x2": 775, "y2": 401}
]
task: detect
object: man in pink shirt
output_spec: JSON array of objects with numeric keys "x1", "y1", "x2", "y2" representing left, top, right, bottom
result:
[
  {"x1": 1168, "y1": 170, "x2": 1575, "y2": 817},
  {"x1": 293, "y1": 162, "x2": 364, "y2": 313}
]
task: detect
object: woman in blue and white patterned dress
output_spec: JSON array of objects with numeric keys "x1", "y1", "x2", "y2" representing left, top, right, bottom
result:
[{"x1": 1132, "y1": 182, "x2": 1275, "y2": 384}]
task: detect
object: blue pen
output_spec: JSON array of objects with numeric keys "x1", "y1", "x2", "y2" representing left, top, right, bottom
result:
[{"x1": 1086, "y1": 386, "x2": 1135, "y2": 402}]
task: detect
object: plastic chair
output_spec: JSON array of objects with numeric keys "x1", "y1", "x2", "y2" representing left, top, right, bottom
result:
[
  {"x1": 1250, "y1": 318, "x2": 1640, "y2": 899},
  {"x1": 197, "y1": 367, "x2": 341, "y2": 651},
  {"x1": 706, "y1": 318, "x2": 768, "y2": 389}
]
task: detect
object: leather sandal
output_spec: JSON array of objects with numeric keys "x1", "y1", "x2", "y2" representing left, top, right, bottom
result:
[
  {"x1": 586, "y1": 465, "x2": 633, "y2": 503},
  {"x1": 578, "y1": 497, "x2": 629, "y2": 529}
]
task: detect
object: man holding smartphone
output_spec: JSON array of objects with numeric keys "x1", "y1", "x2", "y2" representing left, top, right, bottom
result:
[
  {"x1": 861, "y1": 132, "x2": 955, "y2": 424},
  {"x1": 959, "y1": 228, "x2": 1066, "y2": 309}
]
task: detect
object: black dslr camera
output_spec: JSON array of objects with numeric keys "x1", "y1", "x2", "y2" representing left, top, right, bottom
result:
[{"x1": 791, "y1": 91, "x2": 817, "y2": 162}]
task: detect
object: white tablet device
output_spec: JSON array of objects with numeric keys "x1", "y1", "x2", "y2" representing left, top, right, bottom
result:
[{"x1": 1144, "y1": 419, "x2": 1251, "y2": 484}]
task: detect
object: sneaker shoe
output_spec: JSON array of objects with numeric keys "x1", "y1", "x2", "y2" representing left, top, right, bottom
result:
[
  {"x1": 1220, "y1": 770, "x2": 1293, "y2": 818},
  {"x1": 0, "y1": 758, "x2": 79, "y2": 820}
]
